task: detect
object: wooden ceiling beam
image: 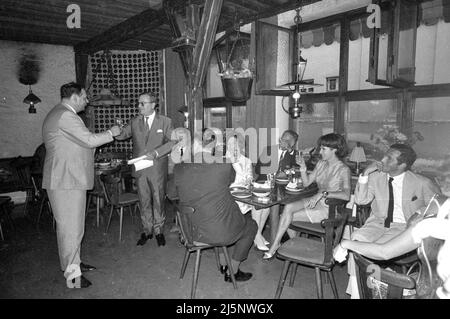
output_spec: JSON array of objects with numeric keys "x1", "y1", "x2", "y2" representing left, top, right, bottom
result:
[{"x1": 74, "y1": 8, "x2": 167, "y2": 54}]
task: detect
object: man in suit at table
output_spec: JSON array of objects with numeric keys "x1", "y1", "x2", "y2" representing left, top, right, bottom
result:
[
  {"x1": 173, "y1": 136, "x2": 257, "y2": 282},
  {"x1": 115, "y1": 92, "x2": 175, "y2": 247},
  {"x1": 346, "y1": 143, "x2": 441, "y2": 298},
  {"x1": 42, "y1": 82, "x2": 122, "y2": 288},
  {"x1": 254, "y1": 129, "x2": 300, "y2": 243}
]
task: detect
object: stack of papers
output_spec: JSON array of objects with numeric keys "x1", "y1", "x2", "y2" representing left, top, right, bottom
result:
[{"x1": 127, "y1": 155, "x2": 153, "y2": 171}]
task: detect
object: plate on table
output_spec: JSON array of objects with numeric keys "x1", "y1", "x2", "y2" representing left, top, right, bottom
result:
[
  {"x1": 95, "y1": 162, "x2": 111, "y2": 168},
  {"x1": 285, "y1": 186, "x2": 304, "y2": 193},
  {"x1": 231, "y1": 190, "x2": 252, "y2": 199},
  {"x1": 229, "y1": 185, "x2": 248, "y2": 192},
  {"x1": 252, "y1": 188, "x2": 271, "y2": 198},
  {"x1": 275, "y1": 178, "x2": 289, "y2": 184}
]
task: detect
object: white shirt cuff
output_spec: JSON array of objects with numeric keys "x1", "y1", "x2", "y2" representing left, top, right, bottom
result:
[
  {"x1": 358, "y1": 174, "x2": 368, "y2": 184},
  {"x1": 107, "y1": 129, "x2": 113, "y2": 137}
]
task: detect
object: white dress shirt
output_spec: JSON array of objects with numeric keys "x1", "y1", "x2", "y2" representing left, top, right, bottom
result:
[
  {"x1": 389, "y1": 172, "x2": 406, "y2": 224},
  {"x1": 146, "y1": 112, "x2": 155, "y2": 130}
]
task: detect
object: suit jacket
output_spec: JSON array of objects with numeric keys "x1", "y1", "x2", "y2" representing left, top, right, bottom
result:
[
  {"x1": 42, "y1": 103, "x2": 113, "y2": 190},
  {"x1": 173, "y1": 159, "x2": 246, "y2": 245},
  {"x1": 116, "y1": 114, "x2": 174, "y2": 177},
  {"x1": 254, "y1": 145, "x2": 298, "y2": 180},
  {"x1": 355, "y1": 170, "x2": 441, "y2": 225}
]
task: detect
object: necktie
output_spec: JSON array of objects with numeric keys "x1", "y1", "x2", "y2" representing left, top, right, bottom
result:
[
  {"x1": 384, "y1": 177, "x2": 394, "y2": 228},
  {"x1": 278, "y1": 151, "x2": 286, "y2": 171},
  {"x1": 143, "y1": 116, "x2": 149, "y2": 130}
]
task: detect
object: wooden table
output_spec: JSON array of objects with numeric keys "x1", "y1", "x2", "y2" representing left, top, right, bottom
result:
[{"x1": 233, "y1": 182, "x2": 318, "y2": 242}]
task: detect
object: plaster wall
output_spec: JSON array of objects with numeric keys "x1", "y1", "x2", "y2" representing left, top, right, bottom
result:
[{"x1": 0, "y1": 40, "x2": 75, "y2": 158}]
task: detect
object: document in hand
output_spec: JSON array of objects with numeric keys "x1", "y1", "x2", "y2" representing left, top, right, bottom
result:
[{"x1": 127, "y1": 155, "x2": 154, "y2": 171}]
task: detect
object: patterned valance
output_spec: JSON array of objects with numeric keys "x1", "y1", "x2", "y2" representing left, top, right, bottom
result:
[{"x1": 300, "y1": 0, "x2": 450, "y2": 48}]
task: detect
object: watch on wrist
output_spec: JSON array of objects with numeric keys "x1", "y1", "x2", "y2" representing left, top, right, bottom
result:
[{"x1": 322, "y1": 191, "x2": 329, "y2": 198}]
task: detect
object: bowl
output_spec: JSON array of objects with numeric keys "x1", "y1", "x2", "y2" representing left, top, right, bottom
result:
[{"x1": 252, "y1": 188, "x2": 271, "y2": 197}]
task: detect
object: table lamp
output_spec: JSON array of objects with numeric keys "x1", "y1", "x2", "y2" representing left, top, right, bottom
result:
[{"x1": 349, "y1": 142, "x2": 366, "y2": 175}]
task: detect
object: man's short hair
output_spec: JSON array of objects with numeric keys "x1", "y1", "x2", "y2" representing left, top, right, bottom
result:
[
  {"x1": 139, "y1": 91, "x2": 158, "y2": 102},
  {"x1": 60, "y1": 82, "x2": 83, "y2": 99},
  {"x1": 390, "y1": 143, "x2": 417, "y2": 170},
  {"x1": 317, "y1": 133, "x2": 348, "y2": 159},
  {"x1": 282, "y1": 130, "x2": 299, "y2": 144}
]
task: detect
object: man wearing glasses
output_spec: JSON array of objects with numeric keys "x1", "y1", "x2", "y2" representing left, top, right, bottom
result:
[{"x1": 116, "y1": 92, "x2": 175, "y2": 247}]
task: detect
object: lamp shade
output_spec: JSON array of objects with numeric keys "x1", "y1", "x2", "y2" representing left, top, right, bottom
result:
[
  {"x1": 349, "y1": 144, "x2": 367, "y2": 163},
  {"x1": 23, "y1": 91, "x2": 41, "y2": 105}
]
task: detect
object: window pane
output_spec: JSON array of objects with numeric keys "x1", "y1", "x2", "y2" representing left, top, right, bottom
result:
[
  {"x1": 204, "y1": 107, "x2": 226, "y2": 130},
  {"x1": 413, "y1": 97, "x2": 450, "y2": 196},
  {"x1": 232, "y1": 106, "x2": 246, "y2": 129},
  {"x1": 299, "y1": 24, "x2": 340, "y2": 93},
  {"x1": 293, "y1": 102, "x2": 334, "y2": 149},
  {"x1": 346, "y1": 100, "x2": 397, "y2": 159}
]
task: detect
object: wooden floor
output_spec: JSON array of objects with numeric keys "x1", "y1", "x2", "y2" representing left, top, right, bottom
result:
[{"x1": 0, "y1": 201, "x2": 350, "y2": 299}]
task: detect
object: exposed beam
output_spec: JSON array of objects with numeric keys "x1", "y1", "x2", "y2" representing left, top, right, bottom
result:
[{"x1": 74, "y1": 8, "x2": 167, "y2": 54}]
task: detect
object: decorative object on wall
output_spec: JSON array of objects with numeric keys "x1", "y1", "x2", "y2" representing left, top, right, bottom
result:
[
  {"x1": 278, "y1": 5, "x2": 322, "y2": 119},
  {"x1": 326, "y1": 76, "x2": 339, "y2": 92},
  {"x1": 87, "y1": 50, "x2": 163, "y2": 153},
  {"x1": 23, "y1": 86, "x2": 41, "y2": 113},
  {"x1": 17, "y1": 51, "x2": 41, "y2": 114},
  {"x1": 349, "y1": 142, "x2": 367, "y2": 175}
]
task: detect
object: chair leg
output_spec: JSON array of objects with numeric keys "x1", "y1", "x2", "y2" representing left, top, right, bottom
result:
[
  {"x1": 214, "y1": 247, "x2": 221, "y2": 272},
  {"x1": 105, "y1": 205, "x2": 114, "y2": 234},
  {"x1": 119, "y1": 207, "x2": 124, "y2": 241},
  {"x1": 0, "y1": 220, "x2": 4, "y2": 241},
  {"x1": 180, "y1": 249, "x2": 191, "y2": 279},
  {"x1": 36, "y1": 198, "x2": 45, "y2": 229},
  {"x1": 328, "y1": 271, "x2": 339, "y2": 299},
  {"x1": 222, "y1": 247, "x2": 237, "y2": 289},
  {"x1": 289, "y1": 263, "x2": 297, "y2": 287},
  {"x1": 315, "y1": 268, "x2": 323, "y2": 299},
  {"x1": 191, "y1": 249, "x2": 202, "y2": 299},
  {"x1": 275, "y1": 261, "x2": 291, "y2": 299},
  {"x1": 86, "y1": 193, "x2": 92, "y2": 212},
  {"x1": 96, "y1": 196, "x2": 100, "y2": 228}
]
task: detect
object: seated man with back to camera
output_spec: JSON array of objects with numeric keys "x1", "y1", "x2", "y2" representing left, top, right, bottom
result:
[
  {"x1": 173, "y1": 134, "x2": 257, "y2": 282},
  {"x1": 345, "y1": 143, "x2": 441, "y2": 298}
]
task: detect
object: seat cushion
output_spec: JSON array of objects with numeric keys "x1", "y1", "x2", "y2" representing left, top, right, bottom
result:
[
  {"x1": 290, "y1": 221, "x2": 324, "y2": 235},
  {"x1": 118, "y1": 192, "x2": 139, "y2": 205},
  {"x1": 277, "y1": 237, "x2": 325, "y2": 265}
]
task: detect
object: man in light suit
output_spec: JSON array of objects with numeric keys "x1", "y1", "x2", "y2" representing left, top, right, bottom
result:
[
  {"x1": 352, "y1": 143, "x2": 441, "y2": 243},
  {"x1": 346, "y1": 143, "x2": 441, "y2": 298},
  {"x1": 115, "y1": 92, "x2": 175, "y2": 247},
  {"x1": 42, "y1": 82, "x2": 121, "y2": 288}
]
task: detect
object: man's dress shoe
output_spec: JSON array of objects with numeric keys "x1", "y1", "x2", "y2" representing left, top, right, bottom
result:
[
  {"x1": 71, "y1": 275, "x2": 92, "y2": 288},
  {"x1": 136, "y1": 232, "x2": 153, "y2": 246},
  {"x1": 220, "y1": 265, "x2": 228, "y2": 274},
  {"x1": 224, "y1": 269, "x2": 252, "y2": 282},
  {"x1": 80, "y1": 262, "x2": 96, "y2": 272},
  {"x1": 155, "y1": 234, "x2": 166, "y2": 246}
]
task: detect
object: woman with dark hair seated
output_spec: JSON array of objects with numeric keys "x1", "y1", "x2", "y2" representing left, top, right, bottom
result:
[{"x1": 263, "y1": 133, "x2": 351, "y2": 259}]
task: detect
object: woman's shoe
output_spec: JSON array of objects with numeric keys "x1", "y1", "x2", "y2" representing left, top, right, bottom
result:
[
  {"x1": 262, "y1": 251, "x2": 275, "y2": 260},
  {"x1": 253, "y1": 239, "x2": 269, "y2": 251}
]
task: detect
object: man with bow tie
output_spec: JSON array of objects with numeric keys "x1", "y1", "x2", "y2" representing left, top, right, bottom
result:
[{"x1": 116, "y1": 92, "x2": 175, "y2": 247}]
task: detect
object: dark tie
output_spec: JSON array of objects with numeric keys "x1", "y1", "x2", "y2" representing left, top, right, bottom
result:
[
  {"x1": 384, "y1": 177, "x2": 394, "y2": 228},
  {"x1": 143, "y1": 116, "x2": 149, "y2": 130}
]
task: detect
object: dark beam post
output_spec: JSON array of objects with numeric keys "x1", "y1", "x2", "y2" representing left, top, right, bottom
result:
[
  {"x1": 75, "y1": 52, "x2": 89, "y2": 88},
  {"x1": 336, "y1": 17, "x2": 349, "y2": 135}
]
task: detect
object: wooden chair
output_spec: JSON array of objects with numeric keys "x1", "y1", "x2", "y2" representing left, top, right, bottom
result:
[
  {"x1": 353, "y1": 252, "x2": 416, "y2": 299},
  {"x1": 0, "y1": 196, "x2": 15, "y2": 240},
  {"x1": 176, "y1": 204, "x2": 237, "y2": 299},
  {"x1": 288, "y1": 198, "x2": 349, "y2": 239},
  {"x1": 101, "y1": 174, "x2": 140, "y2": 241},
  {"x1": 274, "y1": 207, "x2": 349, "y2": 299},
  {"x1": 9, "y1": 157, "x2": 35, "y2": 216}
]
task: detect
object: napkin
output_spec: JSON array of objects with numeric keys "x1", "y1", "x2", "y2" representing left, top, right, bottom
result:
[
  {"x1": 333, "y1": 244, "x2": 348, "y2": 263},
  {"x1": 286, "y1": 181, "x2": 298, "y2": 189}
]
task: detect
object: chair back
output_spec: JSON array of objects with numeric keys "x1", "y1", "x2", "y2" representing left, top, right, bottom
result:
[
  {"x1": 10, "y1": 157, "x2": 33, "y2": 191},
  {"x1": 354, "y1": 252, "x2": 416, "y2": 299},
  {"x1": 100, "y1": 174, "x2": 121, "y2": 205},
  {"x1": 176, "y1": 205, "x2": 195, "y2": 246},
  {"x1": 322, "y1": 207, "x2": 349, "y2": 266}
]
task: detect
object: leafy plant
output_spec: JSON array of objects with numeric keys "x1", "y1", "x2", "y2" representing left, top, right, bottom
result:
[{"x1": 370, "y1": 124, "x2": 424, "y2": 152}]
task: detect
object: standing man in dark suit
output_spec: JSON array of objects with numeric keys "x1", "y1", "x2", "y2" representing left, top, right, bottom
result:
[
  {"x1": 42, "y1": 82, "x2": 121, "y2": 288},
  {"x1": 116, "y1": 92, "x2": 175, "y2": 246},
  {"x1": 173, "y1": 137, "x2": 257, "y2": 282}
]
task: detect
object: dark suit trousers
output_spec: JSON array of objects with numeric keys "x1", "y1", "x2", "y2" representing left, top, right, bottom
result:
[
  {"x1": 136, "y1": 169, "x2": 167, "y2": 234},
  {"x1": 229, "y1": 213, "x2": 257, "y2": 262}
]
